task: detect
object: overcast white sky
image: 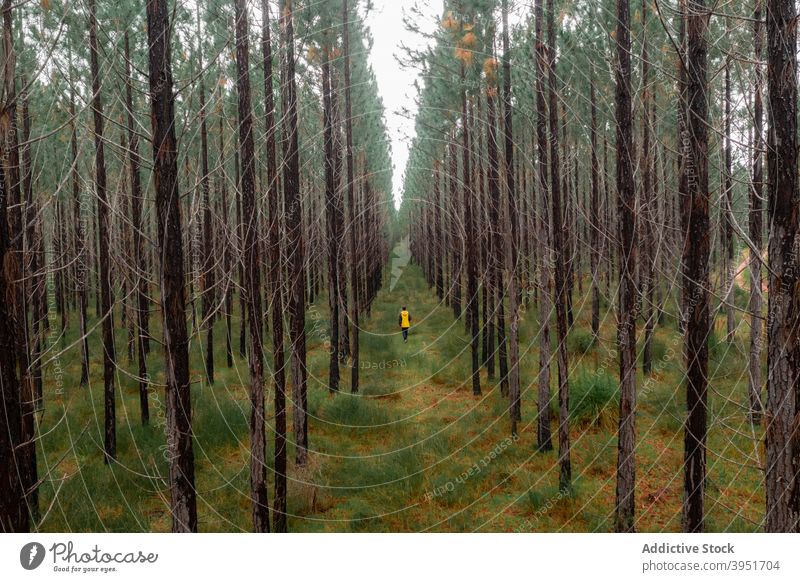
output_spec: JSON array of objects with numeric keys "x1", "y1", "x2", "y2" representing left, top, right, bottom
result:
[{"x1": 363, "y1": 0, "x2": 443, "y2": 208}]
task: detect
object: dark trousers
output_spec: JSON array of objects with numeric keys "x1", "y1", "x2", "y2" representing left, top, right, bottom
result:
[{"x1": 402, "y1": 327, "x2": 409, "y2": 341}]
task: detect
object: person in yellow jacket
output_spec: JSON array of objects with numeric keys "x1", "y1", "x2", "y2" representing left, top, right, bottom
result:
[{"x1": 399, "y1": 306, "x2": 411, "y2": 343}]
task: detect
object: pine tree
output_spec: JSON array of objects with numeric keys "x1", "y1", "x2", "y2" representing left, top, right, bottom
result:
[
  {"x1": 765, "y1": 0, "x2": 799, "y2": 533},
  {"x1": 281, "y1": 0, "x2": 308, "y2": 465},
  {"x1": 682, "y1": 0, "x2": 710, "y2": 533},
  {"x1": 88, "y1": 0, "x2": 117, "y2": 464},
  {"x1": 198, "y1": 13, "x2": 215, "y2": 387},
  {"x1": 0, "y1": 114, "x2": 26, "y2": 533},
  {"x1": 321, "y1": 11, "x2": 341, "y2": 394},
  {"x1": 234, "y1": 0, "x2": 270, "y2": 532},
  {"x1": 747, "y1": 0, "x2": 763, "y2": 426},
  {"x1": 342, "y1": 0, "x2": 360, "y2": 395},
  {"x1": 262, "y1": 0, "x2": 287, "y2": 533},
  {"x1": 534, "y1": 0, "x2": 552, "y2": 453},
  {"x1": 146, "y1": 0, "x2": 198, "y2": 532},
  {"x1": 614, "y1": 0, "x2": 637, "y2": 533},
  {"x1": 501, "y1": 0, "x2": 521, "y2": 434},
  {"x1": 124, "y1": 31, "x2": 149, "y2": 425},
  {"x1": 547, "y1": 0, "x2": 570, "y2": 492}
]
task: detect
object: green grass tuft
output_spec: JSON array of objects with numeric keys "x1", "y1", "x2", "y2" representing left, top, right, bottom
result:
[
  {"x1": 569, "y1": 329, "x2": 597, "y2": 354},
  {"x1": 569, "y1": 370, "x2": 619, "y2": 429},
  {"x1": 321, "y1": 393, "x2": 390, "y2": 428}
]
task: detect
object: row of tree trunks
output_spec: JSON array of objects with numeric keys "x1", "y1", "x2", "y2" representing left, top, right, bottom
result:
[
  {"x1": 404, "y1": 0, "x2": 797, "y2": 536},
  {"x1": 0, "y1": 0, "x2": 394, "y2": 536}
]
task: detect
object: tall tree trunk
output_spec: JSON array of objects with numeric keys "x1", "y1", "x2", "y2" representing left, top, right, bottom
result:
[
  {"x1": 198, "y1": 29, "x2": 215, "y2": 386},
  {"x1": 501, "y1": 0, "x2": 521, "y2": 433},
  {"x1": 282, "y1": 0, "x2": 308, "y2": 464},
  {"x1": 434, "y1": 158, "x2": 444, "y2": 299},
  {"x1": 547, "y1": 0, "x2": 570, "y2": 491},
  {"x1": 449, "y1": 134, "x2": 462, "y2": 320},
  {"x1": 55, "y1": 195, "x2": 67, "y2": 331},
  {"x1": 748, "y1": 0, "x2": 763, "y2": 425},
  {"x1": 0, "y1": 22, "x2": 38, "y2": 520},
  {"x1": 146, "y1": 0, "x2": 198, "y2": 532},
  {"x1": 491, "y1": 121, "x2": 509, "y2": 397},
  {"x1": 486, "y1": 58, "x2": 505, "y2": 398},
  {"x1": 89, "y1": 0, "x2": 116, "y2": 464},
  {"x1": 534, "y1": 0, "x2": 552, "y2": 453},
  {"x1": 235, "y1": 149, "x2": 246, "y2": 358},
  {"x1": 462, "y1": 65, "x2": 480, "y2": 397},
  {"x1": 20, "y1": 80, "x2": 42, "y2": 428},
  {"x1": 322, "y1": 37, "x2": 340, "y2": 394},
  {"x1": 603, "y1": 134, "x2": 613, "y2": 302},
  {"x1": 590, "y1": 75, "x2": 600, "y2": 340},
  {"x1": 332, "y1": 68, "x2": 349, "y2": 365},
  {"x1": 342, "y1": 0, "x2": 360, "y2": 394},
  {"x1": 477, "y1": 100, "x2": 495, "y2": 378},
  {"x1": 677, "y1": 0, "x2": 689, "y2": 335},
  {"x1": 765, "y1": 0, "x2": 799, "y2": 533},
  {"x1": 0, "y1": 116, "x2": 26, "y2": 533},
  {"x1": 640, "y1": 0, "x2": 655, "y2": 376},
  {"x1": 234, "y1": 0, "x2": 270, "y2": 532},
  {"x1": 682, "y1": 0, "x2": 709, "y2": 533},
  {"x1": 124, "y1": 32, "x2": 149, "y2": 425},
  {"x1": 563, "y1": 127, "x2": 574, "y2": 328},
  {"x1": 68, "y1": 50, "x2": 90, "y2": 387},
  {"x1": 614, "y1": 0, "x2": 637, "y2": 533},
  {"x1": 722, "y1": 17, "x2": 735, "y2": 343},
  {"x1": 219, "y1": 114, "x2": 234, "y2": 369},
  {"x1": 122, "y1": 125, "x2": 135, "y2": 363},
  {"x1": 360, "y1": 177, "x2": 371, "y2": 311},
  {"x1": 263, "y1": 0, "x2": 287, "y2": 532}
]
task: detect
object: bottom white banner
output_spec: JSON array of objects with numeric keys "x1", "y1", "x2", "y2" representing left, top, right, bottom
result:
[{"x1": 1, "y1": 533, "x2": 797, "y2": 581}]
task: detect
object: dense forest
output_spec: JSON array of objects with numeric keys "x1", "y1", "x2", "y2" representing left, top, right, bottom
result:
[{"x1": 1, "y1": 0, "x2": 799, "y2": 533}]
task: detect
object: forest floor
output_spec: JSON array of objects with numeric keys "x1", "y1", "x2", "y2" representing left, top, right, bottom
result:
[{"x1": 35, "y1": 264, "x2": 765, "y2": 532}]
